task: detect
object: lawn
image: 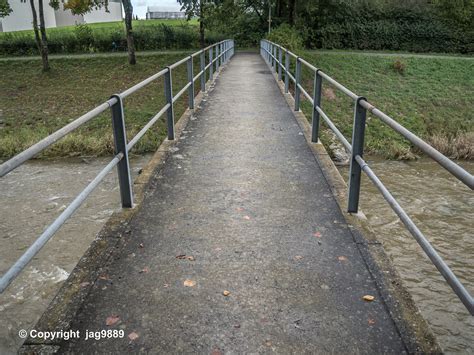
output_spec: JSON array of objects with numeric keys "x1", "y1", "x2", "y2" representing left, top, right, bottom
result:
[
  {"x1": 295, "y1": 51, "x2": 474, "y2": 159},
  {"x1": 0, "y1": 51, "x2": 472, "y2": 161},
  {"x1": 0, "y1": 52, "x2": 205, "y2": 159}
]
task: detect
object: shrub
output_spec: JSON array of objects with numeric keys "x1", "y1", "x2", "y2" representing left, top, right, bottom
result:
[{"x1": 266, "y1": 24, "x2": 303, "y2": 51}]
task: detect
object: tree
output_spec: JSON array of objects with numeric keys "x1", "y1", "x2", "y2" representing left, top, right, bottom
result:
[
  {"x1": 178, "y1": 0, "x2": 223, "y2": 48},
  {"x1": 62, "y1": 0, "x2": 136, "y2": 64},
  {"x1": 1, "y1": 0, "x2": 50, "y2": 70}
]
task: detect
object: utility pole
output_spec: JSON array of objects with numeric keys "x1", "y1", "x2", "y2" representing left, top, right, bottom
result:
[{"x1": 268, "y1": 0, "x2": 272, "y2": 34}]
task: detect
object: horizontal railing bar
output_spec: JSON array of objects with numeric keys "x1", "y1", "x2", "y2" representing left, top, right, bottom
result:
[
  {"x1": 127, "y1": 104, "x2": 170, "y2": 151},
  {"x1": 299, "y1": 57, "x2": 317, "y2": 72},
  {"x1": 172, "y1": 82, "x2": 192, "y2": 103},
  {"x1": 169, "y1": 56, "x2": 189, "y2": 70},
  {"x1": 0, "y1": 99, "x2": 116, "y2": 177},
  {"x1": 193, "y1": 70, "x2": 204, "y2": 82},
  {"x1": 355, "y1": 154, "x2": 474, "y2": 315},
  {"x1": 0, "y1": 152, "x2": 123, "y2": 293},
  {"x1": 318, "y1": 71, "x2": 358, "y2": 100},
  {"x1": 359, "y1": 100, "x2": 474, "y2": 190},
  {"x1": 317, "y1": 107, "x2": 352, "y2": 153},
  {"x1": 297, "y1": 83, "x2": 313, "y2": 104},
  {"x1": 120, "y1": 68, "x2": 168, "y2": 99}
]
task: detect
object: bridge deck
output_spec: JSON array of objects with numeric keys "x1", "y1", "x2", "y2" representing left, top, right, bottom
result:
[{"x1": 60, "y1": 53, "x2": 407, "y2": 353}]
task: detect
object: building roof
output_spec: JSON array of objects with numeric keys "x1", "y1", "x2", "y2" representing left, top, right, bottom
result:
[{"x1": 147, "y1": 6, "x2": 183, "y2": 13}]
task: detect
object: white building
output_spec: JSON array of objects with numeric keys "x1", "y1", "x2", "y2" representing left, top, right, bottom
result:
[
  {"x1": 146, "y1": 6, "x2": 185, "y2": 20},
  {"x1": 0, "y1": 0, "x2": 123, "y2": 32}
]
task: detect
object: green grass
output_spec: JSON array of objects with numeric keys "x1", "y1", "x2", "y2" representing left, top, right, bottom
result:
[
  {"x1": 0, "y1": 52, "x2": 205, "y2": 159},
  {"x1": 295, "y1": 51, "x2": 474, "y2": 159},
  {"x1": 0, "y1": 19, "x2": 198, "y2": 38}
]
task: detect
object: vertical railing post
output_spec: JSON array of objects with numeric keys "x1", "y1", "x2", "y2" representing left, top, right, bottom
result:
[
  {"x1": 164, "y1": 67, "x2": 175, "y2": 140},
  {"x1": 215, "y1": 44, "x2": 219, "y2": 72},
  {"x1": 278, "y1": 47, "x2": 282, "y2": 80},
  {"x1": 284, "y1": 50, "x2": 290, "y2": 93},
  {"x1": 348, "y1": 97, "x2": 367, "y2": 213},
  {"x1": 200, "y1": 50, "x2": 206, "y2": 92},
  {"x1": 187, "y1": 55, "x2": 194, "y2": 110},
  {"x1": 110, "y1": 94, "x2": 133, "y2": 208},
  {"x1": 220, "y1": 42, "x2": 223, "y2": 66},
  {"x1": 295, "y1": 57, "x2": 301, "y2": 111},
  {"x1": 311, "y1": 70, "x2": 323, "y2": 143},
  {"x1": 209, "y1": 47, "x2": 214, "y2": 80}
]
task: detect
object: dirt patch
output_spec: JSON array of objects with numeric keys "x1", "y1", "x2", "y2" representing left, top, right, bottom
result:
[{"x1": 323, "y1": 87, "x2": 336, "y2": 100}]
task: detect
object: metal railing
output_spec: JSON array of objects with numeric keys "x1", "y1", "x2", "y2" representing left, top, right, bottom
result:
[
  {"x1": 260, "y1": 39, "x2": 474, "y2": 315},
  {"x1": 0, "y1": 39, "x2": 235, "y2": 293}
]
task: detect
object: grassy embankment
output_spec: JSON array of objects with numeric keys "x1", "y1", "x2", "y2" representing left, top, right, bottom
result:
[
  {"x1": 0, "y1": 51, "x2": 472, "y2": 160},
  {"x1": 0, "y1": 52, "x2": 203, "y2": 159},
  {"x1": 296, "y1": 51, "x2": 473, "y2": 159}
]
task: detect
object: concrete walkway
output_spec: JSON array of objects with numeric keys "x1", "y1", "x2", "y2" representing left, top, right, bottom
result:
[{"x1": 59, "y1": 53, "x2": 407, "y2": 353}]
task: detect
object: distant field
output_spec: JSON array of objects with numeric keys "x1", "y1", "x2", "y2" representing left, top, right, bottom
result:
[{"x1": 0, "y1": 19, "x2": 198, "y2": 38}]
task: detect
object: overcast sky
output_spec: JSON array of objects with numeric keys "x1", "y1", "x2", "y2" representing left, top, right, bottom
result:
[{"x1": 132, "y1": 0, "x2": 182, "y2": 19}]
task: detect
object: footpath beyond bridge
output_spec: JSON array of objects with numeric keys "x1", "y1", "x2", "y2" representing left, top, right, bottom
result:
[{"x1": 16, "y1": 52, "x2": 441, "y2": 353}]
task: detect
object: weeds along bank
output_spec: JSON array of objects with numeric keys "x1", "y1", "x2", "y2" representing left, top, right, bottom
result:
[{"x1": 0, "y1": 22, "x2": 224, "y2": 56}]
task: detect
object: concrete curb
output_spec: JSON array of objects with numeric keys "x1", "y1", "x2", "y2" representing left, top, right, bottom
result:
[
  {"x1": 266, "y1": 62, "x2": 442, "y2": 353},
  {"x1": 19, "y1": 64, "x2": 229, "y2": 354}
]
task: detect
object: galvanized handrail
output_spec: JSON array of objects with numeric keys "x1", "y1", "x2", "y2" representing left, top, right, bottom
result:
[
  {"x1": 0, "y1": 39, "x2": 235, "y2": 293},
  {"x1": 260, "y1": 39, "x2": 473, "y2": 315}
]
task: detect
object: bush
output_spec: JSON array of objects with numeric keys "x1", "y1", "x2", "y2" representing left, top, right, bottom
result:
[
  {"x1": 266, "y1": 24, "x2": 303, "y2": 51},
  {"x1": 0, "y1": 24, "x2": 226, "y2": 56}
]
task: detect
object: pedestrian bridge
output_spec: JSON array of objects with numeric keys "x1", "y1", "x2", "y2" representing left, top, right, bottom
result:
[{"x1": 1, "y1": 40, "x2": 472, "y2": 353}]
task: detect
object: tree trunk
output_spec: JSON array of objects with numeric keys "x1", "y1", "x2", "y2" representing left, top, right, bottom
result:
[
  {"x1": 199, "y1": 0, "x2": 205, "y2": 48},
  {"x1": 29, "y1": 0, "x2": 49, "y2": 71},
  {"x1": 122, "y1": 0, "x2": 136, "y2": 65},
  {"x1": 37, "y1": 0, "x2": 50, "y2": 71},
  {"x1": 288, "y1": 0, "x2": 295, "y2": 26}
]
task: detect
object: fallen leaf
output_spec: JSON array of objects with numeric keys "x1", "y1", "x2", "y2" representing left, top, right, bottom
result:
[
  {"x1": 140, "y1": 267, "x2": 150, "y2": 273},
  {"x1": 313, "y1": 232, "x2": 322, "y2": 238},
  {"x1": 184, "y1": 279, "x2": 196, "y2": 287},
  {"x1": 98, "y1": 274, "x2": 109, "y2": 280},
  {"x1": 265, "y1": 340, "x2": 272, "y2": 347},
  {"x1": 368, "y1": 318, "x2": 376, "y2": 325},
  {"x1": 186, "y1": 256, "x2": 195, "y2": 261},
  {"x1": 106, "y1": 315, "x2": 120, "y2": 326},
  {"x1": 243, "y1": 216, "x2": 251, "y2": 220},
  {"x1": 211, "y1": 349, "x2": 223, "y2": 355},
  {"x1": 223, "y1": 290, "x2": 231, "y2": 296},
  {"x1": 363, "y1": 295, "x2": 375, "y2": 302},
  {"x1": 234, "y1": 324, "x2": 241, "y2": 328},
  {"x1": 128, "y1": 331, "x2": 139, "y2": 341},
  {"x1": 176, "y1": 254, "x2": 187, "y2": 259},
  {"x1": 139, "y1": 243, "x2": 144, "y2": 248},
  {"x1": 337, "y1": 256, "x2": 348, "y2": 262},
  {"x1": 236, "y1": 207, "x2": 244, "y2": 212},
  {"x1": 80, "y1": 282, "x2": 90, "y2": 287},
  {"x1": 163, "y1": 283, "x2": 170, "y2": 288},
  {"x1": 294, "y1": 255, "x2": 304, "y2": 260}
]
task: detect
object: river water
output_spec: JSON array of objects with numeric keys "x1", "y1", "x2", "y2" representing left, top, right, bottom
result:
[
  {"x1": 0, "y1": 155, "x2": 150, "y2": 354},
  {"x1": 338, "y1": 158, "x2": 473, "y2": 353},
  {"x1": 0, "y1": 156, "x2": 472, "y2": 353}
]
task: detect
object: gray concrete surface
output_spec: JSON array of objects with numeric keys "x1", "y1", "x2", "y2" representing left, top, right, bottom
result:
[{"x1": 58, "y1": 53, "x2": 409, "y2": 353}]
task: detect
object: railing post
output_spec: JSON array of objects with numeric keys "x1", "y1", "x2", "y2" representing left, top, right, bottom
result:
[
  {"x1": 284, "y1": 50, "x2": 290, "y2": 93},
  {"x1": 311, "y1": 70, "x2": 323, "y2": 143},
  {"x1": 164, "y1": 67, "x2": 175, "y2": 140},
  {"x1": 209, "y1": 47, "x2": 214, "y2": 80},
  {"x1": 295, "y1": 57, "x2": 301, "y2": 111},
  {"x1": 187, "y1": 56, "x2": 194, "y2": 110},
  {"x1": 215, "y1": 45, "x2": 219, "y2": 72},
  {"x1": 278, "y1": 47, "x2": 282, "y2": 80},
  {"x1": 110, "y1": 94, "x2": 133, "y2": 208},
  {"x1": 348, "y1": 97, "x2": 367, "y2": 213},
  {"x1": 200, "y1": 50, "x2": 206, "y2": 92}
]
